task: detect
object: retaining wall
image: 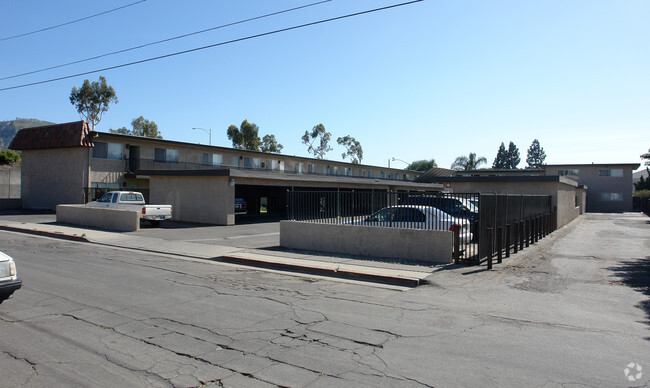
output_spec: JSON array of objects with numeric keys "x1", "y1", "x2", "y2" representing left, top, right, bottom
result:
[
  {"x1": 280, "y1": 221, "x2": 452, "y2": 264},
  {"x1": 56, "y1": 205, "x2": 140, "y2": 232}
]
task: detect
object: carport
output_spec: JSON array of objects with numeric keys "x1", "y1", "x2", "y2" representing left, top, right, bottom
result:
[
  {"x1": 230, "y1": 167, "x2": 443, "y2": 223},
  {"x1": 142, "y1": 167, "x2": 443, "y2": 225}
]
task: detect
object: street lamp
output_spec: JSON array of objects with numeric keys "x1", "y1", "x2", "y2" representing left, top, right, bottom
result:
[
  {"x1": 192, "y1": 127, "x2": 212, "y2": 145},
  {"x1": 389, "y1": 157, "x2": 409, "y2": 168}
]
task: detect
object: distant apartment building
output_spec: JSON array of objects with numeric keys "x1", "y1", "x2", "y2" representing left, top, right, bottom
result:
[{"x1": 545, "y1": 164, "x2": 639, "y2": 212}]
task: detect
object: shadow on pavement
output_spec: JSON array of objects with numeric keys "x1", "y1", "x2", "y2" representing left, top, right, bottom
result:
[
  {"x1": 608, "y1": 256, "x2": 650, "y2": 339},
  {"x1": 255, "y1": 246, "x2": 441, "y2": 269}
]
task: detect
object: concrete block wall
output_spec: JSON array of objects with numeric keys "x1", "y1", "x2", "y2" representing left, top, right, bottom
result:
[
  {"x1": 280, "y1": 221, "x2": 452, "y2": 264},
  {"x1": 57, "y1": 205, "x2": 140, "y2": 232}
]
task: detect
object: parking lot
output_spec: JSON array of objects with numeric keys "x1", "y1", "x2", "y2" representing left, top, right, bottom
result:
[{"x1": 0, "y1": 209, "x2": 281, "y2": 249}]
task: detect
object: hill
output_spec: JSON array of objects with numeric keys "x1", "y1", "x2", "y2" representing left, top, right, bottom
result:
[{"x1": 0, "y1": 118, "x2": 55, "y2": 149}]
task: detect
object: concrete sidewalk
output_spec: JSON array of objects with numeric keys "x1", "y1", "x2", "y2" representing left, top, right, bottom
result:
[{"x1": 0, "y1": 219, "x2": 437, "y2": 288}]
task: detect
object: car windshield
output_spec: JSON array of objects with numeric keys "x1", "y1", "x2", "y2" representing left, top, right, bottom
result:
[{"x1": 98, "y1": 193, "x2": 113, "y2": 203}]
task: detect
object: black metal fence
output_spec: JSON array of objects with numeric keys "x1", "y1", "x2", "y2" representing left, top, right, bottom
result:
[
  {"x1": 287, "y1": 191, "x2": 479, "y2": 261},
  {"x1": 633, "y1": 196, "x2": 650, "y2": 215},
  {"x1": 287, "y1": 191, "x2": 555, "y2": 267},
  {"x1": 478, "y1": 194, "x2": 553, "y2": 268}
]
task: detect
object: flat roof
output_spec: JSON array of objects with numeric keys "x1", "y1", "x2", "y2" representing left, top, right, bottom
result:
[
  {"x1": 416, "y1": 174, "x2": 578, "y2": 187},
  {"x1": 546, "y1": 163, "x2": 640, "y2": 168}
]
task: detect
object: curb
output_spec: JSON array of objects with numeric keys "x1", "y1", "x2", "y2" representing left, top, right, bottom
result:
[
  {"x1": 0, "y1": 225, "x2": 425, "y2": 288},
  {"x1": 0, "y1": 225, "x2": 90, "y2": 243},
  {"x1": 223, "y1": 255, "x2": 423, "y2": 288}
]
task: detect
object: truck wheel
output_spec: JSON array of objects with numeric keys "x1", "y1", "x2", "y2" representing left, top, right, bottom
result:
[{"x1": 149, "y1": 220, "x2": 161, "y2": 227}]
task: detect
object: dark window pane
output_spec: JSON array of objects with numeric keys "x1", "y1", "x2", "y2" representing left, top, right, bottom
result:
[
  {"x1": 93, "y1": 142, "x2": 108, "y2": 159},
  {"x1": 154, "y1": 148, "x2": 166, "y2": 163}
]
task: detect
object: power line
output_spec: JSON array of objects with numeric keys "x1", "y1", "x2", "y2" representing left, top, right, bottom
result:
[
  {"x1": 0, "y1": 0, "x2": 331, "y2": 81},
  {"x1": 0, "y1": 0, "x2": 424, "y2": 92},
  {"x1": 0, "y1": 0, "x2": 149, "y2": 42}
]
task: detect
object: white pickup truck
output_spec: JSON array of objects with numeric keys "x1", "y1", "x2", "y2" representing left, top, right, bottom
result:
[{"x1": 86, "y1": 191, "x2": 172, "y2": 226}]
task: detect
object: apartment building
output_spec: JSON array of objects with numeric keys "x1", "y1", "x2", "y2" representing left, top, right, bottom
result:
[
  {"x1": 10, "y1": 121, "x2": 441, "y2": 225},
  {"x1": 545, "y1": 163, "x2": 639, "y2": 212}
]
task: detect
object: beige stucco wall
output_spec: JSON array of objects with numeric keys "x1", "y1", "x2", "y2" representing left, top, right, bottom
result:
[
  {"x1": 446, "y1": 180, "x2": 580, "y2": 228},
  {"x1": 576, "y1": 188, "x2": 587, "y2": 214},
  {"x1": 0, "y1": 166, "x2": 21, "y2": 198},
  {"x1": 556, "y1": 184, "x2": 580, "y2": 228},
  {"x1": 149, "y1": 176, "x2": 234, "y2": 225},
  {"x1": 90, "y1": 155, "x2": 126, "y2": 185},
  {"x1": 280, "y1": 221, "x2": 453, "y2": 264},
  {"x1": 56, "y1": 204, "x2": 140, "y2": 232},
  {"x1": 545, "y1": 165, "x2": 635, "y2": 212},
  {"x1": 21, "y1": 148, "x2": 89, "y2": 210}
]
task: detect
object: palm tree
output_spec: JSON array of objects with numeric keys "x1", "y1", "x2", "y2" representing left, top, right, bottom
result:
[{"x1": 451, "y1": 152, "x2": 487, "y2": 170}]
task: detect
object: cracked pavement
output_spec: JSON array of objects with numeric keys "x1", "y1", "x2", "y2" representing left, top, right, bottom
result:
[{"x1": 0, "y1": 213, "x2": 649, "y2": 387}]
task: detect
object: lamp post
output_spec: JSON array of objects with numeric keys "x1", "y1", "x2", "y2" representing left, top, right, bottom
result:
[
  {"x1": 390, "y1": 157, "x2": 409, "y2": 168},
  {"x1": 192, "y1": 127, "x2": 212, "y2": 145}
]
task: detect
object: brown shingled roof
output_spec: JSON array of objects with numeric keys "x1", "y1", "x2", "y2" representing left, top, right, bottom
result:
[{"x1": 9, "y1": 120, "x2": 94, "y2": 150}]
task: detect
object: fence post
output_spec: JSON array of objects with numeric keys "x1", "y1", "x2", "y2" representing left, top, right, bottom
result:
[
  {"x1": 524, "y1": 220, "x2": 530, "y2": 248},
  {"x1": 513, "y1": 222, "x2": 519, "y2": 253},
  {"x1": 453, "y1": 227, "x2": 460, "y2": 264},
  {"x1": 496, "y1": 227, "x2": 503, "y2": 264},
  {"x1": 531, "y1": 218, "x2": 536, "y2": 244},
  {"x1": 487, "y1": 227, "x2": 493, "y2": 270},
  {"x1": 505, "y1": 224, "x2": 511, "y2": 258}
]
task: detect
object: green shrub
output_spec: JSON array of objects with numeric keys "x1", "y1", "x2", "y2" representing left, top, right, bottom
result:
[
  {"x1": 633, "y1": 190, "x2": 650, "y2": 198},
  {"x1": 0, "y1": 150, "x2": 21, "y2": 165}
]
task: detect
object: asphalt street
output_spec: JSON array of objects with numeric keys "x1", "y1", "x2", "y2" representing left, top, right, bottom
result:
[{"x1": 0, "y1": 213, "x2": 648, "y2": 387}]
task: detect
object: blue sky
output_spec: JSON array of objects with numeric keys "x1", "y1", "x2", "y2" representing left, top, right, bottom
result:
[{"x1": 1, "y1": 0, "x2": 648, "y2": 170}]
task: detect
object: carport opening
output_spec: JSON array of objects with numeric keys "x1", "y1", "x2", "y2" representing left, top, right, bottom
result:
[{"x1": 260, "y1": 197, "x2": 268, "y2": 215}]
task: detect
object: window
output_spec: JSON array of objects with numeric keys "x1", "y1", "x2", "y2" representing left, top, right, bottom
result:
[
  {"x1": 395, "y1": 208, "x2": 426, "y2": 223},
  {"x1": 324, "y1": 165, "x2": 331, "y2": 175},
  {"x1": 93, "y1": 142, "x2": 122, "y2": 160},
  {"x1": 233, "y1": 156, "x2": 240, "y2": 167},
  {"x1": 119, "y1": 192, "x2": 144, "y2": 202},
  {"x1": 599, "y1": 169, "x2": 623, "y2": 177},
  {"x1": 368, "y1": 171, "x2": 374, "y2": 178},
  {"x1": 368, "y1": 208, "x2": 392, "y2": 223},
  {"x1": 380, "y1": 171, "x2": 386, "y2": 179},
  {"x1": 202, "y1": 153, "x2": 223, "y2": 166},
  {"x1": 600, "y1": 192, "x2": 623, "y2": 201},
  {"x1": 332, "y1": 166, "x2": 339, "y2": 175},
  {"x1": 272, "y1": 160, "x2": 284, "y2": 171},
  {"x1": 154, "y1": 148, "x2": 178, "y2": 163},
  {"x1": 295, "y1": 162, "x2": 304, "y2": 174},
  {"x1": 166, "y1": 149, "x2": 178, "y2": 163},
  {"x1": 558, "y1": 169, "x2": 579, "y2": 178},
  {"x1": 243, "y1": 157, "x2": 260, "y2": 169}
]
